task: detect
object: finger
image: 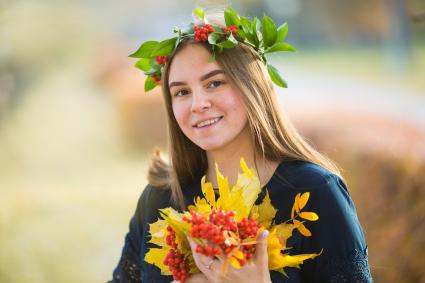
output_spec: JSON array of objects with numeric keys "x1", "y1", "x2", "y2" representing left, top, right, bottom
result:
[
  {"x1": 254, "y1": 229, "x2": 269, "y2": 269},
  {"x1": 184, "y1": 272, "x2": 210, "y2": 283},
  {"x1": 186, "y1": 236, "x2": 216, "y2": 273},
  {"x1": 187, "y1": 235, "x2": 197, "y2": 251}
]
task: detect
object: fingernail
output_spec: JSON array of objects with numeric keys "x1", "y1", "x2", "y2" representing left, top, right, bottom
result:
[{"x1": 262, "y1": 230, "x2": 269, "y2": 239}]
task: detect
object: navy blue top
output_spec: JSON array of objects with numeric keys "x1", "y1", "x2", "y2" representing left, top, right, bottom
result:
[{"x1": 109, "y1": 160, "x2": 373, "y2": 282}]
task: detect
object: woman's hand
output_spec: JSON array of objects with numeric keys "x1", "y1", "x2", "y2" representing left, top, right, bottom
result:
[
  {"x1": 187, "y1": 230, "x2": 272, "y2": 283},
  {"x1": 170, "y1": 272, "x2": 209, "y2": 283}
]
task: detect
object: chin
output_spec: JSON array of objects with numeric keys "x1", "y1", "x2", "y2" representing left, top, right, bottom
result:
[{"x1": 194, "y1": 139, "x2": 226, "y2": 151}]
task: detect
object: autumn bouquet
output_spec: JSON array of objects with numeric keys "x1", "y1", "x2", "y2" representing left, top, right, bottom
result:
[{"x1": 145, "y1": 158, "x2": 320, "y2": 282}]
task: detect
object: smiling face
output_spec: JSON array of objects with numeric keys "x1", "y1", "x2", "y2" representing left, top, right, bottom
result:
[{"x1": 168, "y1": 44, "x2": 250, "y2": 152}]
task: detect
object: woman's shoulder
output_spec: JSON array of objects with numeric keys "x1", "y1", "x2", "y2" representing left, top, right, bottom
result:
[
  {"x1": 270, "y1": 160, "x2": 343, "y2": 193},
  {"x1": 136, "y1": 184, "x2": 172, "y2": 221},
  {"x1": 266, "y1": 160, "x2": 355, "y2": 224}
]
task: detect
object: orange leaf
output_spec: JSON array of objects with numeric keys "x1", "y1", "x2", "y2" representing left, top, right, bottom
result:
[
  {"x1": 228, "y1": 256, "x2": 241, "y2": 268},
  {"x1": 299, "y1": 212, "x2": 319, "y2": 221},
  {"x1": 232, "y1": 249, "x2": 245, "y2": 260},
  {"x1": 292, "y1": 193, "x2": 300, "y2": 218},
  {"x1": 298, "y1": 192, "x2": 310, "y2": 211},
  {"x1": 293, "y1": 219, "x2": 312, "y2": 237}
]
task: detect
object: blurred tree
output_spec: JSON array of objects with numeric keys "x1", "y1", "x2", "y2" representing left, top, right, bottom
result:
[{"x1": 384, "y1": 0, "x2": 411, "y2": 73}]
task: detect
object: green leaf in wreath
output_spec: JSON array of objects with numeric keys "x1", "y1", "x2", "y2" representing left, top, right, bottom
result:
[
  {"x1": 276, "y1": 23, "x2": 288, "y2": 42},
  {"x1": 262, "y1": 15, "x2": 277, "y2": 48},
  {"x1": 208, "y1": 32, "x2": 222, "y2": 44},
  {"x1": 240, "y1": 20, "x2": 255, "y2": 43},
  {"x1": 218, "y1": 34, "x2": 238, "y2": 48},
  {"x1": 240, "y1": 16, "x2": 252, "y2": 34},
  {"x1": 134, "y1": 58, "x2": 151, "y2": 71},
  {"x1": 213, "y1": 44, "x2": 224, "y2": 54},
  {"x1": 224, "y1": 7, "x2": 240, "y2": 27},
  {"x1": 181, "y1": 23, "x2": 195, "y2": 34},
  {"x1": 145, "y1": 65, "x2": 161, "y2": 75},
  {"x1": 193, "y1": 7, "x2": 205, "y2": 19},
  {"x1": 267, "y1": 64, "x2": 287, "y2": 88},
  {"x1": 151, "y1": 37, "x2": 178, "y2": 56},
  {"x1": 129, "y1": 41, "x2": 159, "y2": 58},
  {"x1": 265, "y1": 42, "x2": 296, "y2": 53},
  {"x1": 144, "y1": 76, "x2": 157, "y2": 92},
  {"x1": 251, "y1": 17, "x2": 261, "y2": 47},
  {"x1": 252, "y1": 17, "x2": 261, "y2": 31},
  {"x1": 236, "y1": 27, "x2": 246, "y2": 39},
  {"x1": 218, "y1": 40, "x2": 236, "y2": 49}
]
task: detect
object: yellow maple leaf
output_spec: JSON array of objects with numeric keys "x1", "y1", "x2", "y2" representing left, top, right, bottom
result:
[
  {"x1": 204, "y1": 159, "x2": 261, "y2": 220},
  {"x1": 251, "y1": 191, "x2": 277, "y2": 229},
  {"x1": 278, "y1": 252, "x2": 321, "y2": 269},
  {"x1": 145, "y1": 157, "x2": 321, "y2": 279},
  {"x1": 159, "y1": 208, "x2": 192, "y2": 252},
  {"x1": 148, "y1": 219, "x2": 168, "y2": 247},
  {"x1": 240, "y1": 157, "x2": 253, "y2": 180},
  {"x1": 267, "y1": 228, "x2": 286, "y2": 270},
  {"x1": 227, "y1": 161, "x2": 262, "y2": 220},
  {"x1": 267, "y1": 228, "x2": 320, "y2": 271},
  {"x1": 145, "y1": 247, "x2": 172, "y2": 275},
  {"x1": 234, "y1": 163, "x2": 261, "y2": 211},
  {"x1": 274, "y1": 222, "x2": 296, "y2": 247},
  {"x1": 190, "y1": 197, "x2": 212, "y2": 214},
  {"x1": 215, "y1": 163, "x2": 230, "y2": 209},
  {"x1": 201, "y1": 176, "x2": 216, "y2": 207}
]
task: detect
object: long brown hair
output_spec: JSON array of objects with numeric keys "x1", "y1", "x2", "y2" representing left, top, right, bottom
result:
[{"x1": 148, "y1": 23, "x2": 341, "y2": 209}]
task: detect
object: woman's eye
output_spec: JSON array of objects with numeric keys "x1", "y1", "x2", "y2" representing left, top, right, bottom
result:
[
  {"x1": 174, "y1": 89, "x2": 189, "y2": 97},
  {"x1": 207, "y1": 80, "x2": 223, "y2": 89}
]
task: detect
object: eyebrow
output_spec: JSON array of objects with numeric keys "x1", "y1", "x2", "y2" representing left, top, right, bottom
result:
[{"x1": 169, "y1": 69, "x2": 225, "y2": 89}]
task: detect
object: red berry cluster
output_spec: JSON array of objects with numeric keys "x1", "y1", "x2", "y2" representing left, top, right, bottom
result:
[
  {"x1": 183, "y1": 209, "x2": 261, "y2": 266},
  {"x1": 151, "y1": 74, "x2": 161, "y2": 84},
  {"x1": 237, "y1": 217, "x2": 262, "y2": 261},
  {"x1": 163, "y1": 225, "x2": 190, "y2": 282},
  {"x1": 194, "y1": 24, "x2": 215, "y2": 42},
  {"x1": 224, "y1": 25, "x2": 238, "y2": 35},
  {"x1": 155, "y1": 56, "x2": 168, "y2": 65}
]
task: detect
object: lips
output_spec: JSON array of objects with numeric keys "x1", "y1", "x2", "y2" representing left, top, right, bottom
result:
[{"x1": 193, "y1": 116, "x2": 223, "y2": 128}]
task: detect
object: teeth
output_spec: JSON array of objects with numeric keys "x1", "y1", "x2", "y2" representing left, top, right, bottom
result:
[{"x1": 196, "y1": 117, "x2": 221, "y2": 128}]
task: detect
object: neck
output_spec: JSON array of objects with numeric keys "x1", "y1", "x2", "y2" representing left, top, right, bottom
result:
[
  {"x1": 205, "y1": 128, "x2": 279, "y2": 188},
  {"x1": 206, "y1": 136, "x2": 254, "y2": 188}
]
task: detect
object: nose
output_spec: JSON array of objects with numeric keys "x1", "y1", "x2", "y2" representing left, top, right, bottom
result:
[{"x1": 190, "y1": 89, "x2": 211, "y2": 113}]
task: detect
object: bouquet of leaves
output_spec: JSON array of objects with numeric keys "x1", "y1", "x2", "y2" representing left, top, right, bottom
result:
[{"x1": 145, "y1": 158, "x2": 321, "y2": 282}]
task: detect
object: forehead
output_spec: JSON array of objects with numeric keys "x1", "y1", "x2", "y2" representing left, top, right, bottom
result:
[{"x1": 168, "y1": 44, "x2": 222, "y2": 81}]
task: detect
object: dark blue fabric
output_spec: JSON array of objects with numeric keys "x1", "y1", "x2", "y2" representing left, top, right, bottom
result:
[{"x1": 109, "y1": 160, "x2": 373, "y2": 282}]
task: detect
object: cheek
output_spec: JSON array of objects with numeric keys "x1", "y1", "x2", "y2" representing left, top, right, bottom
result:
[
  {"x1": 172, "y1": 101, "x2": 189, "y2": 129},
  {"x1": 223, "y1": 96, "x2": 248, "y2": 122}
]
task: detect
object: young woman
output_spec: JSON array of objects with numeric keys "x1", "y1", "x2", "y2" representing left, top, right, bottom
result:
[{"x1": 110, "y1": 9, "x2": 373, "y2": 283}]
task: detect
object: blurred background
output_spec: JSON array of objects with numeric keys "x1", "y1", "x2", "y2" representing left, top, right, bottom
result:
[{"x1": 0, "y1": 0, "x2": 424, "y2": 282}]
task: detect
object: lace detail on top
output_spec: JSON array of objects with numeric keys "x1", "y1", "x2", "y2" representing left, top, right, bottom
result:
[
  {"x1": 328, "y1": 248, "x2": 373, "y2": 283},
  {"x1": 111, "y1": 257, "x2": 141, "y2": 283}
]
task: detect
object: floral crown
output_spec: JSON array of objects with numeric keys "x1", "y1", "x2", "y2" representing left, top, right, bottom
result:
[{"x1": 130, "y1": 7, "x2": 296, "y2": 92}]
